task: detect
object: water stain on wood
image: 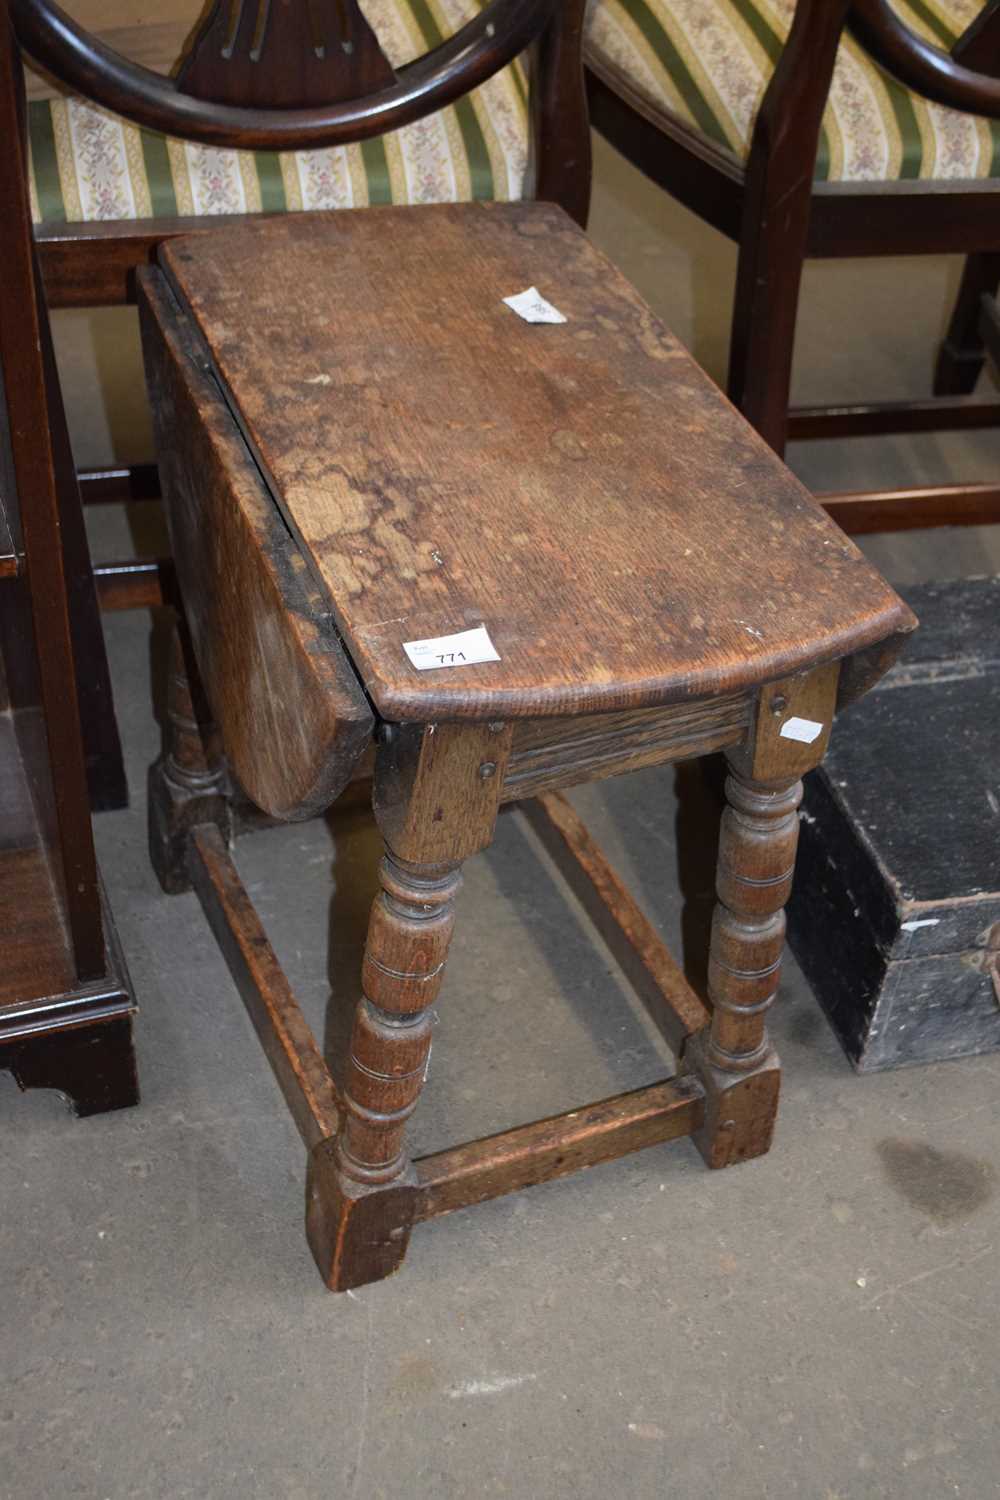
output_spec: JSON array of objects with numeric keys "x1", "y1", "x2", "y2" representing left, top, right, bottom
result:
[{"x1": 877, "y1": 1137, "x2": 994, "y2": 1223}]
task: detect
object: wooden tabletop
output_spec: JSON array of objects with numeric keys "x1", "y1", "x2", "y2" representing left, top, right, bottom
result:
[{"x1": 160, "y1": 203, "x2": 914, "y2": 721}]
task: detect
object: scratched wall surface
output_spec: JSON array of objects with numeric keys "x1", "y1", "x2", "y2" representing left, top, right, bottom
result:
[{"x1": 10, "y1": 134, "x2": 999, "y2": 1498}]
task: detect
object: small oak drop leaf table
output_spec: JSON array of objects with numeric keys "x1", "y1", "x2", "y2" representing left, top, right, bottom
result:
[{"x1": 137, "y1": 203, "x2": 915, "y2": 1290}]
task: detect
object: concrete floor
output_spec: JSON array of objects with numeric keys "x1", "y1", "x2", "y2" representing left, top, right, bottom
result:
[{"x1": 4, "y1": 138, "x2": 1000, "y2": 1499}]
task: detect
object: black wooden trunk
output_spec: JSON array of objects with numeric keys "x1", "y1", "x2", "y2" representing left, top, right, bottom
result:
[{"x1": 788, "y1": 575, "x2": 1000, "y2": 1072}]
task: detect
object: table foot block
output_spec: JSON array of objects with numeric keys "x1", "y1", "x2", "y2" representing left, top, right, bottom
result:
[
  {"x1": 682, "y1": 1031, "x2": 781, "y2": 1169},
  {"x1": 306, "y1": 1141, "x2": 417, "y2": 1292}
]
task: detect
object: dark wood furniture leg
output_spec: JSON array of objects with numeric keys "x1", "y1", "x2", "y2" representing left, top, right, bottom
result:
[
  {"x1": 148, "y1": 621, "x2": 231, "y2": 894},
  {"x1": 934, "y1": 252, "x2": 1000, "y2": 395},
  {"x1": 529, "y1": 0, "x2": 591, "y2": 228},
  {"x1": 726, "y1": 0, "x2": 849, "y2": 456},
  {"x1": 728, "y1": 228, "x2": 802, "y2": 458},
  {"x1": 35, "y1": 259, "x2": 127, "y2": 812},
  {"x1": 307, "y1": 721, "x2": 509, "y2": 1291},
  {"x1": 5, "y1": 1014, "x2": 138, "y2": 1116}
]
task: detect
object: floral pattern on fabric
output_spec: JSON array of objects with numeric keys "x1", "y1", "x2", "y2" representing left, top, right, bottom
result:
[{"x1": 27, "y1": 0, "x2": 528, "y2": 223}]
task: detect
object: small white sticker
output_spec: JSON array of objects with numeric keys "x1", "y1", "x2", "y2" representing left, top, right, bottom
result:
[
  {"x1": 503, "y1": 287, "x2": 567, "y2": 324},
  {"x1": 403, "y1": 624, "x2": 501, "y2": 672},
  {"x1": 779, "y1": 716, "x2": 824, "y2": 745},
  {"x1": 901, "y1": 919, "x2": 940, "y2": 932}
]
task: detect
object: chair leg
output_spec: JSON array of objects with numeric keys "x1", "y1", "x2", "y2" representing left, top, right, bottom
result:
[
  {"x1": 727, "y1": 224, "x2": 807, "y2": 459},
  {"x1": 724, "y1": 1, "x2": 848, "y2": 457},
  {"x1": 934, "y1": 252, "x2": 1000, "y2": 395},
  {"x1": 148, "y1": 621, "x2": 231, "y2": 894}
]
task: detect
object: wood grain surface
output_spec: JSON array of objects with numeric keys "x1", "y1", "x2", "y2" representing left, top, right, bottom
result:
[
  {"x1": 413, "y1": 1075, "x2": 705, "y2": 1221},
  {"x1": 160, "y1": 202, "x2": 914, "y2": 723},
  {"x1": 138, "y1": 267, "x2": 374, "y2": 819},
  {"x1": 503, "y1": 694, "x2": 750, "y2": 801}
]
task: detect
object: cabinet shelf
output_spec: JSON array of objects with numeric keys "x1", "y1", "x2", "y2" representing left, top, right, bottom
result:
[{"x1": 0, "y1": 708, "x2": 76, "y2": 1007}]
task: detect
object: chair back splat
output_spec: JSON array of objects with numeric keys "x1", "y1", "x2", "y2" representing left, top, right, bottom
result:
[
  {"x1": 12, "y1": 0, "x2": 588, "y2": 170},
  {"x1": 175, "y1": 0, "x2": 399, "y2": 108}
]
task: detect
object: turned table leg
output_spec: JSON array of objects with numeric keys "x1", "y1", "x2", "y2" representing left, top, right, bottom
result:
[
  {"x1": 307, "y1": 719, "x2": 512, "y2": 1291},
  {"x1": 685, "y1": 769, "x2": 800, "y2": 1167},
  {"x1": 685, "y1": 662, "x2": 840, "y2": 1168},
  {"x1": 148, "y1": 622, "x2": 231, "y2": 894},
  {"x1": 307, "y1": 849, "x2": 462, "y2": 1290}
]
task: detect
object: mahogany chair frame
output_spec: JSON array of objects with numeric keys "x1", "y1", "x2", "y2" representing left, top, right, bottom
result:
[{"x1": 586, "y1": 0, "x2": 1000, "y2": 536}]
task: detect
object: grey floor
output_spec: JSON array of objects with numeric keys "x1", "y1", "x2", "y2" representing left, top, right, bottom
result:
[{"x1": 4, "y1": 138, "x2": 1000, "y2": 1499}]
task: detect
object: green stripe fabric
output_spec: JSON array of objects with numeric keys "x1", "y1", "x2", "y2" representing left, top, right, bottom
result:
[
  {"x1": 254, "y1": 151, "x2": 288, "y2": 214},
  {"x1": 510, "y1": 54, "x2": 528, "y2": 112},
  {"x1": 880, "y1": 70, "x2": 925, "y2": 181},
  {"x1": 728, "y1": 0, "x2": 833, "y2": 180},
  {"x1": 361, "y1": 137, "x2": 393, "y2": 204},
  {"x1": 407, "y1": 0, "x2": 495, "y2": 200},
  {"x1": 139, "y1": 128, "x2": 177, "y2": 218},
  {"x1": 585, "y1": 0, "x2": 1000, "y2": 185},
  {"x1": 27, "y1": 0, "x2": 1000, "y2": 225},
  {"x1": 621, "y1": 1, "x2": 732, "y2": 150},
  {"x1": 901, "y1": 0, "x2": 957, "y2": 47},
  {"x1": 27, "y1": 102, "x2": 66, "y2": 223}
]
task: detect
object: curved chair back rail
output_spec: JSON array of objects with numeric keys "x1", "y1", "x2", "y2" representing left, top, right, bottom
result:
[
  {"x1": 585, "y1": 0, "x2": 1000, "y2": 532},
  {"x1": 12, "y1": 0, "x2": 558, "y2": 148},
  {"x1": 849, "y1": 0, "x2": 1000, "y2": 117}
]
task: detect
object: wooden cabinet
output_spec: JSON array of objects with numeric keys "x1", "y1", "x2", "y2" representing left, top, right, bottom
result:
[
  {"x1": 0, "y1": 13, "x2": 137, "y2": 1116},
  {"x1": 0, "y1": 431, "x2": 137, "y2": 1115}
]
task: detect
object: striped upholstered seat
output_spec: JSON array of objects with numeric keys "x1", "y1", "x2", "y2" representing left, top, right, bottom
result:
[
  {"x1": 27, "y1": 0, "x2": 527, "y2": 224},
  {"x1": 585, "y1": 0, "x2": 1000, "y2": 182}
]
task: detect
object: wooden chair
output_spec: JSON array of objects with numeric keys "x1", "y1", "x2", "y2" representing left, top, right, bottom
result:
[
  {"x1": 8, "y1": 0, "x2": 591, "y2": 777},
  {"x1": 585, "y1": 0, "x2": 1000, "y2": 535},
  {"x1": 0, "y1": 5, "x2": 137, "y2": 1115}
]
